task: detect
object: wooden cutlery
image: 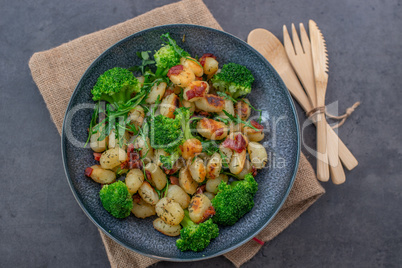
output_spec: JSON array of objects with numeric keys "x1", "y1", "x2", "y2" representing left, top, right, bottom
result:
[{"x1": 248, "y1": 27, "x2": 358, "y2": 184}]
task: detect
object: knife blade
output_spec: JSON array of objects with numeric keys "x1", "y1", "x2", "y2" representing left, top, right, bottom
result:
[{"x1": 309, "y1": 20, "x2": 330, "y2": 181}]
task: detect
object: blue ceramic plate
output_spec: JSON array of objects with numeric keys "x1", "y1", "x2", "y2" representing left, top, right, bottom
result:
[{"x1": 61, "y1": 24, "x2": 300, "y2": 261}]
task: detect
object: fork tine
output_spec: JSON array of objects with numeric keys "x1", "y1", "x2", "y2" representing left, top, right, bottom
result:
[
  {"x1": 299, "y1": 23, "x2": 311, "y2": 54},
  {"x1": 283, "y1": 25, "x2": 296, "y2": 56},
  {"x1": 291, "y1": 23, "x2": 304, "y2": 55}
]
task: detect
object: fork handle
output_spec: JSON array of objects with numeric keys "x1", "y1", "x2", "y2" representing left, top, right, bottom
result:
[{"x1": 316, "y1": 113, "x2": 330, "y2": 181}]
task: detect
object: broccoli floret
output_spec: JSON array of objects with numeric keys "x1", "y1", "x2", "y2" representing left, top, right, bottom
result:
[
  {"x1": 176, "y1": 210, "x2": 219, "y2": 252},
  {"x1": 174, "y1": 107, "x2": 194, "y2": 141},
  {"x1": 153, "y1": 33, "x2": 189, "y2": 77},
  {"x1": 150, "y1": 114, "x2": 182, "y2": 154},
  {"x1": 99, "y1": 181, "x2": 133, "y2": 219},
  {"x1": 160, "y1": 152, "x2": 180, "y2": 170},
  {"x1": 212, "y1": 63, "x2": 255, "y2": 99},
  {"x1": 91, "y1": 67, "x2": 141, "y2": 107},
  {"x1": 212, "y1": 173, "x2": 258, "y2": 226}
]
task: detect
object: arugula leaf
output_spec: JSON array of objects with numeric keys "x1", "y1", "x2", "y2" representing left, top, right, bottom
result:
[
  {"x1": 217, "y1": 91, "x2": 237, "y2": 103},
  {"x1": 131, "y1": 51, "x2": 155, "y2": 74},
  {"x1": 222, "y1": 110, "x2": 259, "y2": 131}
]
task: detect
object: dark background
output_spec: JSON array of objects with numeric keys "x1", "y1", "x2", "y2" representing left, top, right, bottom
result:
[{"x1": 1, "y1": 0, "x2": 401, "y2": 267}]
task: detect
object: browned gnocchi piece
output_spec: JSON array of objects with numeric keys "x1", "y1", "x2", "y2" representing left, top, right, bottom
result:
[
  {"x1": 181, "y1": 138, "x2": 202, "y2": 160},
  {"x1": 188, "y1": 157, "x2": 207, "y2": 183},
  {"x1": 179, "y1": 168, "x2": 198, "y2": 195},
  {"x1": 146, "y1": 82, "x2": 167, "y2": 104},
  {"x1": 194, "y1": 94, "x2": 225, "y2": 113},
  {"x1": 243, "y1": 120, "x2": 264, "y2": 142},
  {"x1": 159, "y1": 93, "x2": 179, "y2": 119},
  {"x1": 167, "y1": 65, "x2": 195, "y2": 88},
  {"x1": 180, "y1": 57, "x2": 203, "y2": 77},
  {"x1": 196, "y1": 118, "x2": 228, "y2": 140},
  {"x1": 206, "y1": 152, "x2": 222, "y2": 179},
  {"x1": 235, "y1": 100, "x2": 251, "y2": 121},
  {"x1": 183, "y1": 81, "x2": 209, "y2": 102},
  {"x1": 188, "y1": 194, "x2": 215, "y2": 223}
]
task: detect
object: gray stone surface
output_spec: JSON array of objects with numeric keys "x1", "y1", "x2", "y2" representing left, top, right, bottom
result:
[{"x1": 0, "y1": 0, "x2": 401, "y2": 267}]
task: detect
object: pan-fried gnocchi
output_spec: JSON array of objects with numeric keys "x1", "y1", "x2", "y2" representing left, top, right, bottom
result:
[
  {"x1": 153, "y1": 218, "x2": 181, "y2": 236},
  {"x1": 84, "y1": 34, "x2": 272, "y2": 247},
  {"x1": 146, "y1": 82, "x2": 167, "y2": 104},
  {"x1": 155, "y1": 197, "x2": 185, "y2": 225},
  {"x1": 99, "y1": 147, "x2": 127, "y2": 170},
  {"x1": 87, "y1": 165, "x2": 116, "y2": 184},
  {"x1": 125, "y1": 169, "x2": 144, "y2": 194},
  {"x1": 132, "y1": 198, "x2": 156, "y2": 218}
]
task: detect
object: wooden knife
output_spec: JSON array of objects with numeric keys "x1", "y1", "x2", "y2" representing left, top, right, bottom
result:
[{"x1": 309, "y1": 20, "x2": 330, "y2": 181}]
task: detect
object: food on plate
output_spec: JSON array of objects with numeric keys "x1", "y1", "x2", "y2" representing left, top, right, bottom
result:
[
  {"x1": 99, "y1": 181, "x2": 133, "y2": 219},
  {"x1": 84, "y1": 33, "x2": 268, "y2": 252}
]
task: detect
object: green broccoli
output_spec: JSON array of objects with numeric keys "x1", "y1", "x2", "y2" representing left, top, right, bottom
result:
[
  {"x1": 212, "y1": 63, "x2": 255, "y2": 99},
  {"x1": 150, "y1": 114, "x2": 182, "y2": 154},
  {"x1": 174, "y1": 107, "x2": 195, "y2": 141},
  {"x1": 91, "y1": 67, "x2": 141, "y2": 107},
  {"x1": 159, "y1": 152, "x2": 180, "y2": 170},
  {"x1": 176, "y1": 210, "x2": 219, "y2": 252},
  {"x1": 212, "y1": 173, "x2": 258, "y2": 226},
  {"x1": 153, "y1": 33, "x2": 189, "y2": 77},
  {"x1": 99, "y1": 181, "x2": 133, "y2": 219}
]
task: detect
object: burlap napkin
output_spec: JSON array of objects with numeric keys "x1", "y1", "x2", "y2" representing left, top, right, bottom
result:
[{"x1": 29, "y1": 0, "x2": 325, "y2": 267}]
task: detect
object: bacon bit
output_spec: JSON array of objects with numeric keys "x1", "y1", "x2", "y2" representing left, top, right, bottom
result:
[
  {"x1": 164, "y1": 88, "x2": 174, "y2": 97},
  {"x1": 167, "y1": 65, "x2": 184, "y2": 77},
  {"x1": 127, "y1": 144, "x2": 135, "y2": 154},
  {"x1": 215, "y1": 128, "x2": 224, "y2": 137},
  {"x1": 145, "y1": 170, "x2": 152, "y2": 182},
  {"x1": 252, "y1": 237, "x2": 264, "y2": 246},
  {"x1": 186, "y1": 82, "x2": 207, "y2": 100},
  {"x1": 125, "y1": 146, "x2": 142, "y2": 169},
  {"x1": 195, "y1": 111, "x2": 210, "y2": 117},
  {"x1": 250, "y1": 120, "x2": 264, "y2": 131},
  {"x1": 93, "y1": 152, "x2": 102, "y2": 161},
  {"x1": 132, "y1": 194, "x2": 141, "y2": 204},
  {"x1": 201, "y1": 205, "x2": 216, "y2": 222},
  {"x1": 170, "y1": 176, "x2": 180, "y2": 185},
  {"x1": 196, "y1": 185, "x2": 206, "y2": 194},
  {"x1": 195, "y1": 76, "x2": 203, "y2": 81},
  {"x1": 162, "y1": 165, "x2": 179, "y2": 175},
  {"x1": 222, "y1": 133, "x2": 247, "y2": 153},
  {"x1": 84, "y1": 167, "x2": 93, "y2": 177},
  {"x1": 199, "y1": 53, "x2": 216, "y2": 66},
  {"x1": 251, "y1": 165, "x2": 258, "y2": 177}
]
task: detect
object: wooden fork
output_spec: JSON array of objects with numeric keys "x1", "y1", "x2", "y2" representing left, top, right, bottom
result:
[{"x1": 283, "y1": 23, "x2": 345, "y2": 184}]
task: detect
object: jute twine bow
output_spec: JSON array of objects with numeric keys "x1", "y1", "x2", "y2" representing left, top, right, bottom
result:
[{"x1": 306, "y1": 102, "x2": 360, "y2": 129}]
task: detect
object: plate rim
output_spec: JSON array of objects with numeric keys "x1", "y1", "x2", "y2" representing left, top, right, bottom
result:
[{"x1": 61, "y1": 23, "x2": 300, "y2": 262}]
